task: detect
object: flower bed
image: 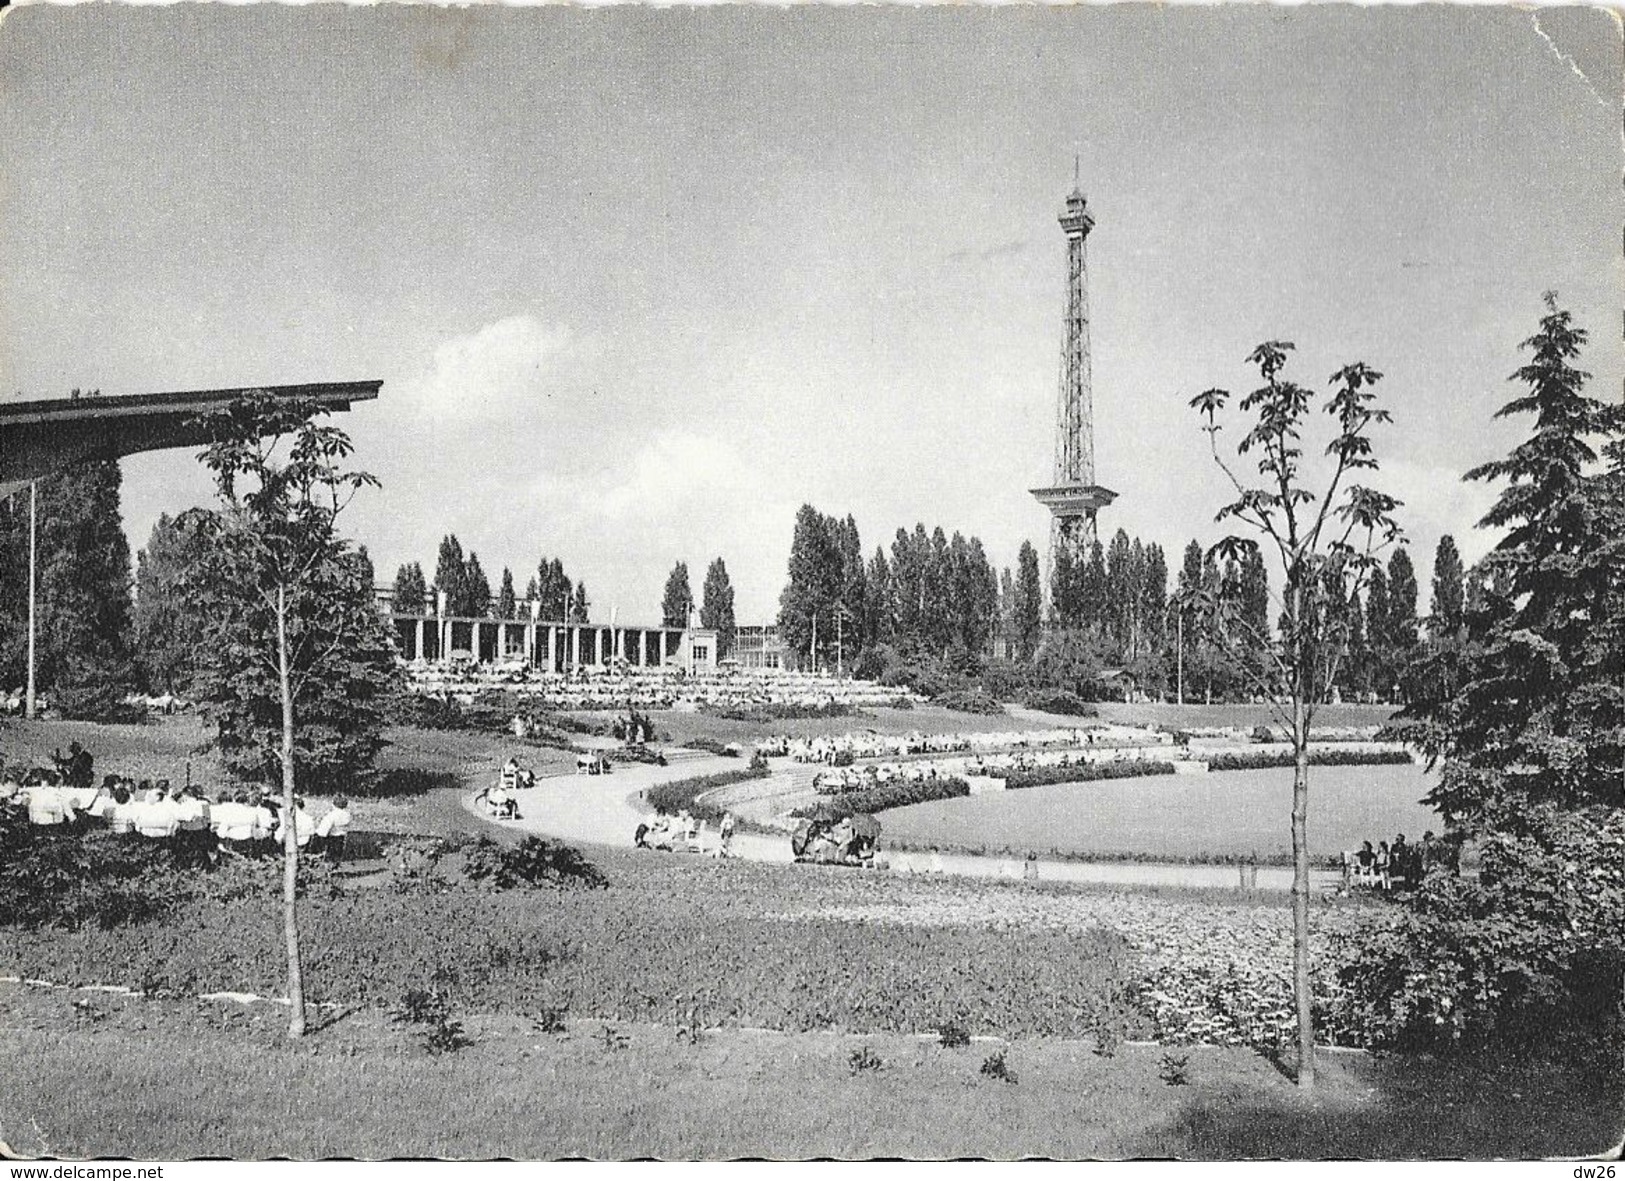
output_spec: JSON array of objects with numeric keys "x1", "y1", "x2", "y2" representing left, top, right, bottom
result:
[
  {"x1": 644, "y1": 767, "x2": 770, "y2": 822},
  {"x1": 793, "y1": 777, "x2": 970, "y2": 821},
  {"x1": 1207, "y1": 748, "x2": 1413, "y2": 772},
  {"x1": 1003, "y1": 760, "x2": 1178, "y2": 790}
]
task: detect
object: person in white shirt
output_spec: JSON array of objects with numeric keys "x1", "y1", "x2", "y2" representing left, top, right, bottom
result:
[
  {"x1": 276, "y1": 798, "x2": 315, "y2": 850},
  {"x1": 213, "y1": 792, "x2": 258, "y2": 849},
  {"x1": 315, "y1": 797, "x2": 352, "y2": 865},
  {"x1": 25, "y1": 778, "x2": 76, "y2": 827},
  {"x1": 133, "y1": 790, "x2": 180, "y2": 839},
  {"x1": 248, "y1": 793, "x2": 278, "y2": 855}
]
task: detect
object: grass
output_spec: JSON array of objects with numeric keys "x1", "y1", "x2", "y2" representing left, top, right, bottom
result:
[
  {"x1": 0, "y1": 984, "x2": 1614, "y2": 1160},
  {"x1": 879, "y1": 762, "x2": 1443, "y2": 862}
]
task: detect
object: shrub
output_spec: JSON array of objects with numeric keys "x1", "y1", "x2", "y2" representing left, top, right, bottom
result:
[
  {"x1": 936, "y1": 1021, "x2": 971, "y2": 1048},
  {"x1": 611, "y1": 746, "x2": 667, "y2": 768},
  {"x1": 1159, "y1": 1052, "x2": 1191, "y2": 1086},
  {"x1": 979, "y1": 1050, "x2": 1017, "y2": 1084},
  {"x1": 683, "y1": 737, "x2": 737, "y2": 757},
  {"x1": 1332, "y1": 806, "x2": 1624, "y2": 1057},
  {"x1": 645, "y1": 767, "x2": 769, "y2": 822},
  {"x1": 933, "y1": 688, "x2": 1005, "y2": 716},
  {"x1": 792, "y1": 777, "x2": 969, "y2": 820},
  {"x1": 391, "y1": 987, "x2": 472, "y2": 1055},
  {"x1": 1020, "y1": 689, "x2": 1100, "y2": 718},
  {"x1": 459, "y1": 836, "x2": 607, "y2": 891},
  {"x1": 848, "y1": 1045, "x2": 883, "y2": 1075},
  {"x1": 1206, "y1": 748, "x2": 1413, "y2": 772},
  {"x1": 701, "y1": 701, "x2": 859, "y2": 723},
  {"x1": 1003, "y1": 760, "x2": 1177, "y2": 790}
]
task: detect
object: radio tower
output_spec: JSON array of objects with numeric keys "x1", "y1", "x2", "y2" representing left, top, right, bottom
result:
[{"x1": 1030, "y1": 162, "x2": 1117, "y2": 572}]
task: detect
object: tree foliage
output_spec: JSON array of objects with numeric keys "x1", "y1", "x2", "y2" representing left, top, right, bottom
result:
[
  {"x1": 661, "y1": 561, "x2": 694, "y2": 628},
  {"x1": 0, "y1": 463, "x2": 137, "y2": 714},
  {"x1": 133, "y1": 512, "x2": 213, "y2": 695},
  {"x1": 700, "y1": 558, "x2": 737, "y2": 657},
  {"x1": 183, "y1": 394, "x2": 399, "y2": 797},
  {"x1": 1189, "y1": 339, "x2": 1402, "y2": 1088},
  {"x1": 1368, "y1": 299, "x2": 1624, "y2": 1055},
  {"x1": 392, "y1": 561, "x2": 428, "y2": 615}
]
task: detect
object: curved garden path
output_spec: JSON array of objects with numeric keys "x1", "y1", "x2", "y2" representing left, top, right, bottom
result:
[{"x1": 461, "y1": 748, "x2": 1343, "y2": 892}]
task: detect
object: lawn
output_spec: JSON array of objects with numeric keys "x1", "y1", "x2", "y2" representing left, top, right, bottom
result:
[
  {"x1": 1090, "y1": 701, "x2": 1398, "y2": 732},
  {"x1": 0, "y1": 983, "x2": 1614, "y2": 1160},
  {"x1": 880, "y1": 762, "x2": 1441, "y2": 862}
]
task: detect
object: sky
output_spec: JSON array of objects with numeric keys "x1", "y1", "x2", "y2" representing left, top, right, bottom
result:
[{"x1": 2, "y1": 4, "x2": 1620, "y2": 624}]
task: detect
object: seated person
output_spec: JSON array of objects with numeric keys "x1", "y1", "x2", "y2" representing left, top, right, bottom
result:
[
  {"x1": 213, "y1": 792, "x2": 258, "y2": 848},
  {"x1": 315, "y1": 797, "x2": 352, "y2": 864},
  {"x1": 275, "y1": 797, "x2": 315, "y2": 849},
  {"x1": 132, "y1": 788, "x2": 180, "y2": 839},
  {"x1": 25, "y1": 774, "x2": 77, "y2": 827},
  {"x1": 105, "y1": 785, "x2": 136, "y2": 835}
]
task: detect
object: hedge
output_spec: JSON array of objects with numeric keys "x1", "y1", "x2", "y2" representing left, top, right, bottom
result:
[
  {"x1": 644, "y1": 767, "x2": 770, "y2": 822},
  {"x1": 1002, "y1": 760, "x2": 1178, "y2": 790},
  {"x1": 1207, "y1": 748, "x2": 1413, "y2": 772},
  {"x1": 792, "y1": 776, "x2": 969, "y2": 820}
]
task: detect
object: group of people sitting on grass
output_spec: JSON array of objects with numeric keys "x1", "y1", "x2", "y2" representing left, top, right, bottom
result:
[
  {"x1": 1, "y1": 750, "x2": 353, "y2": 865},
  {"x1": 1346, "y1": 831, "x2": 1459, "y2": 891}
]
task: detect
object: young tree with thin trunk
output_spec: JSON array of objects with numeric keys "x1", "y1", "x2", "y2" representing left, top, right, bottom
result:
[
  {"x1": 190, "y1": 393, "x2": 381, "y2": 1040},
  {"x1": 1190, "y1": 342, "x2": 1401, "y2": 1088}
]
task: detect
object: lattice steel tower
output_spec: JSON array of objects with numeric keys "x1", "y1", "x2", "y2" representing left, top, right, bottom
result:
[{"x1": 1030, "y1": 168, "x2": 1117, "y2": 569}]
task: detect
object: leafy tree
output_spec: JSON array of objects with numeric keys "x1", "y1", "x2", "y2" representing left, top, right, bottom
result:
[
  {"x1": 863, "y1": 547, "x2": 893, "y2": 650},
  {"x1": 700, "y1": 558, "x2": 737, "y2": 657},
  {"x1": 133, "y1": 512, "x2": 212, "y2": 695},
  {"x1": 662, "y1": 561, "x2": 694, "y2": 629},
  {"x1": 1374, "y1": 298, "x2": 1624, "y2": 1051},
  {"x1": 780, "y1": 505, "x2": 842, "y2": 667},
  {"x1": 392, "y1": 561, "x2": 428, "y2": 615},
  {"x1": 1033, "y1": 627, "x2": 1107, "y2": 700},
  {"x1": 1430, "y1": 534, "x2": 1466, "y2": 635},
  {"x1": 1014, "y1": 541, "x2": 1043, "y2": 661},
  {"x1": 185, "y1": 392, "x2": 398, "y2": 1039},
  {"x1": 433, "y1": 535, "x2": 468, "y2": 617},
  {"x1": 1387, "y1": 547, "x2": 1421, "y2": 698},
  {"x1": 496, "y1": 567, "x2": 517, "y2": 620},
  {"x1": 18, "y1": 463, "x2": 138, "y2": 715},
  {"x1": 1190, "y1": 340, "x2": 1402, "y2": 1087},
  {"x1": 1364, "y1": 564, "x2": 1392, "y2": 697},
  {"x1": 1049, "y1": 544, "x2": 1078, "y2": 628},
  {"x1": 463, "y1": 552, "x2": 492, "y2": 618}
]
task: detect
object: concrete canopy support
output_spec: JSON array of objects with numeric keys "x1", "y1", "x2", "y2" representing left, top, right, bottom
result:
[
  {"x1": 571, "y1": 626, "x2": 581, "y2": 672},
  {"x1": 414, "y1": 619, "x2": 425, "y2": 662},
  {"x1": 548, "y1": 626, "x2": 558, "y2": 673},
  {"x1": 638, "y1": 630, "x2": 648, "y2": 667}
]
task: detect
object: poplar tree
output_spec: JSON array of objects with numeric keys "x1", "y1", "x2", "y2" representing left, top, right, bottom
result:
[
  {"x1": 700, "y1": 558, "x2": 737, "y2": 657},
  {"x1": 662, "y1": 561, "x2": 694, "y2": 629}
]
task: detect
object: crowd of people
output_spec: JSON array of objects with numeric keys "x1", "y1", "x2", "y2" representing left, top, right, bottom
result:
[
  {"x1": 1345, "y1": 831, "x2": 1459, "y2": 891},
  {"x1": 1, "y1": 744, "x2": 353, "y2": 865},
  {"x1": 405, "y1": 660, "x2": 924, "y2": 712},
  {"x1": 762, "y1": 725, "x2": 1176, "y2": 765}
]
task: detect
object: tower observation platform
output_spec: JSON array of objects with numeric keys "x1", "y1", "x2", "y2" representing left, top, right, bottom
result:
[{"x1": 1031, "y1": 175, "x2": 1117, "y2": 564}]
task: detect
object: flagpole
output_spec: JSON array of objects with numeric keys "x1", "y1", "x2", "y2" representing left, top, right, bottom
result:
[{"x1": 25, "y1": 481, "x2": 37, "y2": 719}]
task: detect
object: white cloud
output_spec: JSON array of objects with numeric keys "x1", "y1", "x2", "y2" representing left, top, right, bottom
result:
[{"x1": 396, "y1": 314, "x2": 575, "y2": 422}]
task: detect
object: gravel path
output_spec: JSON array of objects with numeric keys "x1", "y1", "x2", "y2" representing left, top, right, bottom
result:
[{"x1": 462, "y1": 750, "x2": 1344, "y2": 891}]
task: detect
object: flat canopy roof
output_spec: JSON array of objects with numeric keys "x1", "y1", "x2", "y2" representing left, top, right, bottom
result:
[{"x1": 0, "y1": 380, "x2": 381, "y2": 499}]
